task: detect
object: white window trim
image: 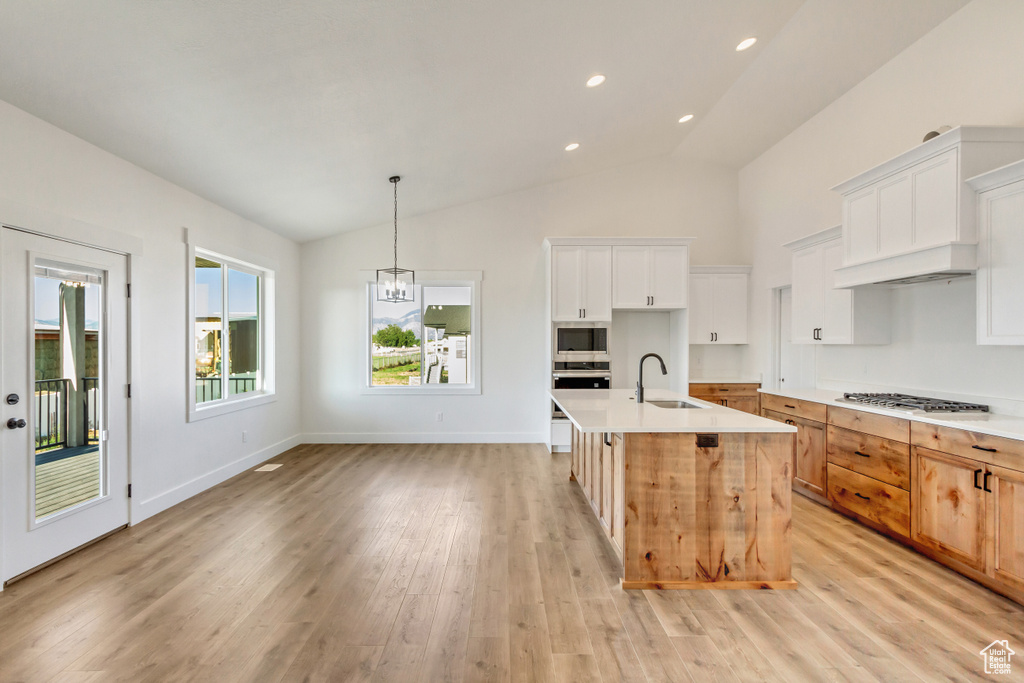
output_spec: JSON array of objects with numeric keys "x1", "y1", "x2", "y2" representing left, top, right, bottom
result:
[
  {"x1": 361, "y1": 270, "x2": 482, "y2": 395},
  {"x1": 187, "y1": 244, "x2": 276, "y2": 421}
]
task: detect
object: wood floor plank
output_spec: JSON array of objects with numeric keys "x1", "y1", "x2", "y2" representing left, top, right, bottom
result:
[{"x1": 1, "y1": 444, "x2": 1021, "y2": 683}]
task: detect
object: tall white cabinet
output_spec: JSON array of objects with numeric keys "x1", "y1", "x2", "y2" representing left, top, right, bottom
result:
[
  {"x1": 785, "y1": 226, "x2": 889, "y2": 345},
  {"x1": 689, "y1": 266, "x2": 749, "y2": 344},
  {"x1": 969, "y1": 159, "x2": 1024, "y2": 345}
]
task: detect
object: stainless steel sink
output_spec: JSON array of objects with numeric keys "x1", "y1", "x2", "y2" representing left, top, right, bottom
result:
[{"x1": 646, "y1": 400, "x2": 700, "y2": 409}]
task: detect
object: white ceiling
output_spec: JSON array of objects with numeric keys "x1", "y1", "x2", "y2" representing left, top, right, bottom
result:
[{"x1": 0, "y1": 0, "x2": 969, "y2": 243}]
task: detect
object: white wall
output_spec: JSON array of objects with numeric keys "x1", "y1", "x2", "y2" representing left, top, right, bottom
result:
[
  {"x1": 738, "y1": 0, "x2": 1024, "y2": 414},
  {"x1": 300, "y1": 155, "x2": 741, "y2": 442},
  {"x1": 0, "y1": 100, "x2": 302, "y2": 524}
]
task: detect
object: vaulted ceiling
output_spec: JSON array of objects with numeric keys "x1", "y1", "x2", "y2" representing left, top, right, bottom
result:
[{"x1": 0, "y1": 0, "x2": 969, "y2": 242}]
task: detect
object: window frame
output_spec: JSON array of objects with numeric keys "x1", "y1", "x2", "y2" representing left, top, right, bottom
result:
[
  {"x1": 362, "y1": 271, "x2": 482, "y2": 395},
  {"x1": 187, "y1": 244, "x2": 276, "y2": 421}
]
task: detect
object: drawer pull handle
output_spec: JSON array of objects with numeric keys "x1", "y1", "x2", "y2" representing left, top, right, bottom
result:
[
  {"x1": 854, "y1": 493, "x2": 870, "y2": 501},
  {"x1": 984, "y1": 471, "x2": 993, "y2": 493},
  {"x1": 974, "y1": 469, "x2": 983, "y2": 490},
  {"x1": 972, "y1": 445, "x2": 997, "y2": 453},
  {"x1": 784, "y1": 404, "x2": 797, "y2": 409},
  {"x1": 854, "y1": 451, "x2": 871, "y2": 458}
]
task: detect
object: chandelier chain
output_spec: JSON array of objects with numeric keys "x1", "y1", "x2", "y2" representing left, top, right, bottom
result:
[{"x1": 393, "y1": 178, "x2": 399, "y2": 271}]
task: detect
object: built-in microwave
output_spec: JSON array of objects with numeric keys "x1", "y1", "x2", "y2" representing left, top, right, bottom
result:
[{"x1": 553, "y1": 323, "x2": 610, "y2": 363}]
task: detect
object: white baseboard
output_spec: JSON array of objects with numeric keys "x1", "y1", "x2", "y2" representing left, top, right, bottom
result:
[
  {"x1": 132, "y1": 434, "x2": 302, "y2": 524},
  {"x1": 302, "y1": 432, "x2": 547, "y2": 445}
]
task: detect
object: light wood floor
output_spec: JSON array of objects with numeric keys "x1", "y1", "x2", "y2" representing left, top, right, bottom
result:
[{"x1": 1, "y1": 443, "x2": 1022, "y2": 682}]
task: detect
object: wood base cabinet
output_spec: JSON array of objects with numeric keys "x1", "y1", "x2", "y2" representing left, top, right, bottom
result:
[
  {"x1": 689, "y1": 383, "x2": 760, "y2": 415},
  {"x1": 911, "y1": 445, "x2": 1024, "y2": 594},
  {"x1": 760, "y1": 394, "x2": 826, "y2": 497},
  {"x1": 570, "y1": 426, "x2": 795, "y2": 589}
]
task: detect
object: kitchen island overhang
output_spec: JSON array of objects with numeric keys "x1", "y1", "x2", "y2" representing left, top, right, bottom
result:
[{"x1": 551, "y1": 389, "x2": 798, "y2": 590}]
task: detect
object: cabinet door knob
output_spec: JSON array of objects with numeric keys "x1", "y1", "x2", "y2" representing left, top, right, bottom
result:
[
  {"x1": 854, "y1": 493, "x2": 870, "y2": 501},
  {"x1": 854, "y1": 451, "x2": 871, "y2": 458},
  {"x1": 984, "y1": 471, "x2": 993, "y2": 493},
  {"x1": 972, "y1": 444, "x2": 997, "y2": 453},
  {"x1": 974, "y1": 468, "x2": 983, "y2": 490}
]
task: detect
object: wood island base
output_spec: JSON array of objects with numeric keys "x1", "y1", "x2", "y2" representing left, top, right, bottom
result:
[{"x1": 571, "y1": 427, "x2": 796, "y2": 590}]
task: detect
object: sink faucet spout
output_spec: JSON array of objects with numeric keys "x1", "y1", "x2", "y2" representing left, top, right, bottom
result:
[{"x1": 636, "y1": 353, "x2": 667, "y2": 404}]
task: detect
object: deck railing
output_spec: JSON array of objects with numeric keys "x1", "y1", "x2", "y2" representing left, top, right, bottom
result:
[
  {"x1": 82, "y1": 377, "x2": 99, "y2": 444},
  {"x1": 35, "y1": 378, "x2": 69, "y2": 451},
  {"x1": 195, "y1": 376, "x2": 258, "y2": 403}
]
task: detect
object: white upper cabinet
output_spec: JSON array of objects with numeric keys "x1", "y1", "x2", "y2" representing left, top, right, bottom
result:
[
  {"x1": 551, "y1": 245, "x2": 612, "y2": 321},
  {"x1": 969, "y1": 159, "x2": 1024, "y2": 345},
  {"x1": 612, "y1": 244, "x2": 688, "y2": 310},
  {"x1": 832, "y1": 127, "x2": 1024, "y2": 288},
  {"x1": 785, "y1": 226, "x2": 889, "y2": 345},
  {"x1": 689, "y1": 267, "x2": 749, "y2": 344}
]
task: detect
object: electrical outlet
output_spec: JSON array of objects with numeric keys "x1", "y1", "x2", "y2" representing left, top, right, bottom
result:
[
  {"x1": 242, "y1": 430, "x2": 248, "y2": 443},
  {"x1": 436, "y1": 412, "x2": 443, "y2": 422}
]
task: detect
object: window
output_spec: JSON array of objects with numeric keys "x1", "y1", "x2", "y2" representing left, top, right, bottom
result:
[
  {"x1": 189, "y1": 247, "x2": 275, "y2": 419},
  {"x1": 366, "y1": 273, "x2": 481, "y2": 394}
]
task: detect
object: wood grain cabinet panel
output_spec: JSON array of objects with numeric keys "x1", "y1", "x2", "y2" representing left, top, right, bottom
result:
[
  {"x1": 689, "y1": 383, "x2": 760, "y2": 415},
  {"x1": 759, "y1": 393, "x2": 827, "y2": 423},
  {"x1": 828, "y1": 405, "x2": 909, "y2": 443},
  {"x1": 826, "y1": 425, "x2": 910, "y2": 490},
  {"x1": 761, "y1": 407, "x2": 826, "y2": 497},
  {"x1": 989, "y1": 465, "x2": 1024, "y2": 593},
  {"x1": 827, "y1": 464, "x2": 909, "y2": 537},
  {"x1": 911, "y1": 446, "x2": 988, "y2": 572},
  {"x1": 912, "y1": 422, "x2": 1024, "y2": 473}
]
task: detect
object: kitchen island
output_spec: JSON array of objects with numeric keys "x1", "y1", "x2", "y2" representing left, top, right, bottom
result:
[{"x1": 551, "y1": 389, "x2": 797, "y2": 590}]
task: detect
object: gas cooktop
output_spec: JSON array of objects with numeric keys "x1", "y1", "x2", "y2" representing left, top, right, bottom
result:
[{"x1": 839, "y1": 392, "x2": 989, "y2": 413}]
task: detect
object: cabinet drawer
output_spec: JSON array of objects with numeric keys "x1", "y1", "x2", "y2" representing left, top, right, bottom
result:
[
  {"x1": 689, "y1": 383, "x2": 760, "y2": 398},
  {"x1": 826, "y1": 425, "x2": 910, "y2": 490},
  {"x1": 760, "y1": 393, "x2": 827, "y2": 423},
  {"x1": 828, "y1": 405, "x2": 909, "y2": 443},
  {"x1": 827, "y1": 464, "x2": 910, "y2": 537},
  {"x1": 911, "y1": 422, "x2": 1024, "y2": 473}
]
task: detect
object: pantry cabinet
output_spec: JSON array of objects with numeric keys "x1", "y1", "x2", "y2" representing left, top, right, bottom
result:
[
  {"x1": 689, "y1": 267, "x2": 749, "y2": 344},
  {"x1": 969, "y1": 159, "x2": 1024, "y2": 345},
  {"x1": 611, "y1": 245, "x2": 688, "y2": 310},
  {"x1": 785, "y1": 226, "x2": 889, "y2": 345},
  {"x1": 550, "y1": 245, "x2": 612, "y2": 321}
]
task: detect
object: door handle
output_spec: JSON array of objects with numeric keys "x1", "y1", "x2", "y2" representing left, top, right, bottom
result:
[
  {"x1": 974, "y1": 468, "x2": 983, "y2": 490},
  {"x1": 984, "y1": 471, "x2": 992, "y2": 493},
  {"x1": 6, "y1": 418, "x2": 26, "y2": 429},
  {"x1": 650, "y1": 296, "x2": 653, "y2": 306}
]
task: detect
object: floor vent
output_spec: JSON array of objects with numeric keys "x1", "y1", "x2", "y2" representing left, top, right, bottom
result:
[{"x1": 254, "y1": 464, "x2": 282, "y2": 472}]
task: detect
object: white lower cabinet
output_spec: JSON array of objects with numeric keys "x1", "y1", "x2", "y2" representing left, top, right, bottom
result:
[
  {"x1": 689, "y1": 267, "x2": 749, "y2": 344},
  {"x1": 785, "y1": 226, "x2": 889, "y2": 345}
]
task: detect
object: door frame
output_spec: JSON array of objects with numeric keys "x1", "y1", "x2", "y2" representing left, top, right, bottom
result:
[{"x1": 0, "y1": 209, "x2": 143, "y2": 590}]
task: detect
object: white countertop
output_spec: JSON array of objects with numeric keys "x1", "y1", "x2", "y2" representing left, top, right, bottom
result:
[
  {"x1": 551, "y1": 389, "x2": 796, "y2": 434},
  {"x1": 760, "y1": 387, "x2": 1024, "y2": 442},
  {"x1": 689, "y1": 376, "x2": 762, "y2": 385}
]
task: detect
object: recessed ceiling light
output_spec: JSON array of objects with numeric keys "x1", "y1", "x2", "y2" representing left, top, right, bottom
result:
[
  {"x1": 586, "y1": 74, "x2": 606, "y2": 88},
  {"x1": 678, "y1": 114, "x2": 694, "y2": 124},
  {"x1": 565, "y1": 143, "x2": 580, "y2": 151},
  {"x1": 736, "y1": 37, "x2": 757, "y2": 51}
]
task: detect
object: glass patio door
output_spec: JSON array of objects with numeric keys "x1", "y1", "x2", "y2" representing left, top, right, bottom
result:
[{"x1": 1, "y1": 228, "x2": 129, "y2": 584}]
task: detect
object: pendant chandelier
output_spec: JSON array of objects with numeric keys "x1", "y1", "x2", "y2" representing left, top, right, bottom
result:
[{"x1": 377, "y1": 175, "x2": 415, "y2": 303}]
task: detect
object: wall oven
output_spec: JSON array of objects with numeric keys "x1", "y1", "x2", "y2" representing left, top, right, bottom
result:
[
  {"x1": 552, "y1": 362, "x2": 611, "y2": 419},
  {"x1": 553, "y1": 323, "x2": 610, "y2": 363}
]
